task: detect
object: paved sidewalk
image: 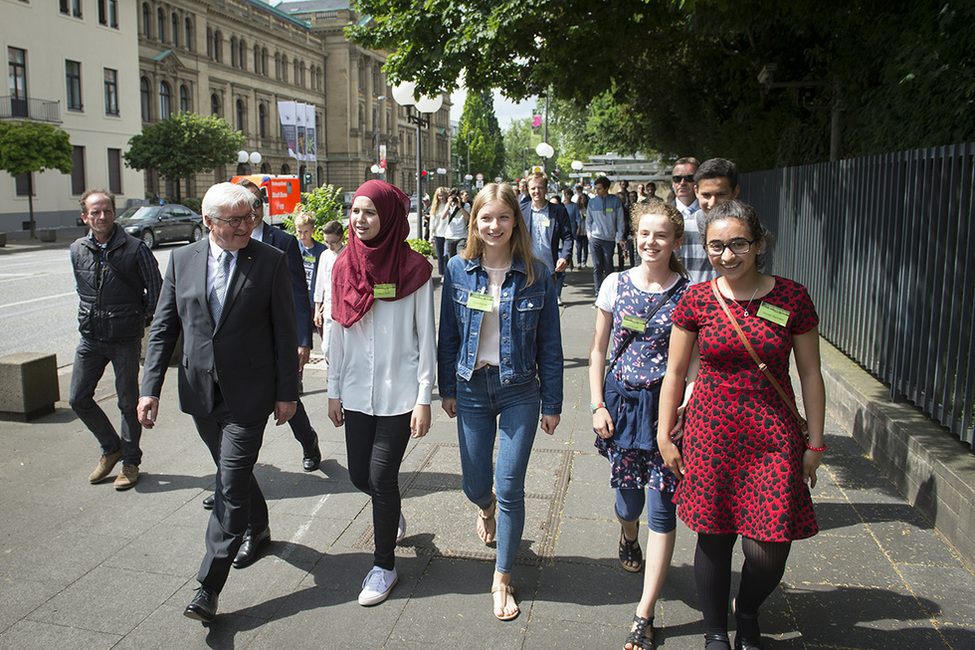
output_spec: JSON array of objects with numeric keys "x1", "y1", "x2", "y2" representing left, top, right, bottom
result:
[{"x1": 1, "y1": 268, "x2": 973, "y2": 649}]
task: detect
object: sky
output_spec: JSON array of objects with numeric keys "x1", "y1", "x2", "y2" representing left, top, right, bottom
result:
[{"x1": 449, "y1": 88, "x2": 538, "y2": 129}]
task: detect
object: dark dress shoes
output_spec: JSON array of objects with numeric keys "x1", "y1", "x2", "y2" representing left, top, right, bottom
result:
[
  {"x1": 184, "y1": 585, "x2": 218, "y2": 623},
  {"x1": 233, "y1": 526, "x2": 271, "y2": 569},
  {"x1": 734, "y1": 635, "x2": 763, "y2": 650},
  {"x1": 303, "y1": 445, "x2": 322, "y2": 472},
  {"x1": 202, "y1": 494, "x2": 215, "y2": 510}
]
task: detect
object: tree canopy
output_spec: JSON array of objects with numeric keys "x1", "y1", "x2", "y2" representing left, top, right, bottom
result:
[
  {"x1": 453, "y1": 91, "x2": 505, "y2": 181},
  {"x1": 124, "y1": 112, "x2": 244, "y2": 201},
  {"x1": 0, "y1": 120, "x2": 73, "y2": 237},
  {"x1": 350, "y1": 0, "x2": 975, "y2": 170}
]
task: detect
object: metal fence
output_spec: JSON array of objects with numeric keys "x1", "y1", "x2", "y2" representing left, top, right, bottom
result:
[
  {"x1": 741, "y1": 143, "x2": 975, "y2": 448},
  {"x1": 0, "y1": 96, "x2": 61, "y2": 123}
]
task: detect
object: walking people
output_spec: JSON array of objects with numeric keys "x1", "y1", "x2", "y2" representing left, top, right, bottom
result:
[
  {"x1": 70, "y1": 189, "x2": 162, "y2": 490},
  {"x1": 312, "y1": 220, "x2": 346, "y2": 359},
  {"x1": 429, "y1": 187, "x2": 449, "y2": 275},
  {"x1": 327, "y1": 180, "x2": 436, "y2": 607},
  {"x1": 589, "y1": 201, "x2": 694, "y2": 649},
  {"x1": 438, "y1": 182, "x2": 563, "y2": 621},
  {"x1": 575, "y1": 192, "x2": 589, "y2": 267},
  {"x1": 657, "y1": 199, "x2": 826, "y2": 650},
  {"x1": 587, "y1": 175, "x2": 625, "y2": 296},
  {"x1": 443, "y1": 188, "x2": 470, "y2": 261}
]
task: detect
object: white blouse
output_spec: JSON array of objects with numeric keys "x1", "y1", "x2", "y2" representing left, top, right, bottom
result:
[{"x1": 327, "y1": 278, "x2": 436, "y2": 416}]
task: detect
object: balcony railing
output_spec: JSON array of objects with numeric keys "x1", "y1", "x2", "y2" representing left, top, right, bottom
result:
[{"x1": 0, "y1": 96, "x2": 61, "y2": 123}]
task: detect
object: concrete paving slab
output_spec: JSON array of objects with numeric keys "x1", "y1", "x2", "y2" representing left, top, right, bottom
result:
[
  {"x1": 0, "y1": 578, "x2": 62, "y2": 634},
  {"x1": 114, "y1": 603, "x2": 265, "y2": 650},
  {"x1": 895, "y1": 564, "x2": 975, "y2": 626},
  {"x1": 0, "y1": 619, "x2": 121, "y2": 649}
]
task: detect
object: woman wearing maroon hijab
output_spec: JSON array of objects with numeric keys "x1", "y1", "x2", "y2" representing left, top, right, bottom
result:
[{"x1": 327, "y1": 180, "x2": 436, "y2": 606}]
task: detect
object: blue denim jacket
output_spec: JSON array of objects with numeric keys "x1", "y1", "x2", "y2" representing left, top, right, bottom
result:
[{"x1": 437, "y1": 255, "x2": 563, "y2": 415}]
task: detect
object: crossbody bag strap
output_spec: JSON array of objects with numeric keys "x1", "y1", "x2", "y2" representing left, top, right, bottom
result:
[{"x1": 709, "y1": 279, "x2": 806, "y2": 427}]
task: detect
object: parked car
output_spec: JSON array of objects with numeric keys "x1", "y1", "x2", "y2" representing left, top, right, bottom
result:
[{"x1": 116, "y1": 204, "x2": 205, "y2": 248}]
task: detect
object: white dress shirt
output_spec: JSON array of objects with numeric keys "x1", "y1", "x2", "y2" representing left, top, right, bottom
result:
[
  {"x1": 327, "y1": 278, "x2": 436, "y2": 416},
  {"x1": 207, "y1": 239, "x2": 238, "y2": 298}
]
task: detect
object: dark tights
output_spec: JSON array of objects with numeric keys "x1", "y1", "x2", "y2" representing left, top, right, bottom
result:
[{"x1": 695, "y1": 533, "x2": 792, "y2": 643}]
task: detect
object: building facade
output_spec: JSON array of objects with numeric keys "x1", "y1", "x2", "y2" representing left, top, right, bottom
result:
[{"x1": 1, "y1": 0, "x2": 144, "y2": 232}]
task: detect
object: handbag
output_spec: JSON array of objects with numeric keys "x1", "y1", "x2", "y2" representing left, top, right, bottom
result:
[{"x1": 709, "y1": 279, "x2": 809, "y2": 435}]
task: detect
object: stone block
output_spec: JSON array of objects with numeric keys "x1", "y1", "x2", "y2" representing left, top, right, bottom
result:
[
  {"x1": 0, "y1": 353, "x2": 59, "y2": 420},
  {"x1": 0, "y1": 231, "x2": 6, "y2": 246},
  {"x1": 38, "y1": 229, "x2": 56, "y2": 242}
]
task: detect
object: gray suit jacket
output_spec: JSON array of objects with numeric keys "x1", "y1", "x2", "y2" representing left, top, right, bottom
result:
[{"x1": 142, "y1": 238, "x2": 299, "y2": 423}]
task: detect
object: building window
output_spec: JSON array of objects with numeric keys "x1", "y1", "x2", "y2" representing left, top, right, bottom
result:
[
  {"x1": 60, "y1": 0, "x2": 82, "y2": 18},
  {"x1": 211, "y1": 93, "x2": 221, "y2": 117},
  {"x1": 258, "y1": 103, "x2": 267, "y2": 138},
  {"x1": 15, "y1": 172, "x2": 32, "y2": 196},
  {"x1": 185, "y1": 17, "x2": 193, "y2": 52},
  {"x1": 71, "y1": 146, "x2": 86, "y2": 195},
  {"x1": 157, "y1": 8, "x2": 166, "y2": 42},
  {"x1": 142, "y1": 3, "x2": 151, "y2": 37},
  {"x1": 274, "y1": 53, "x2": 280, "y2": 79},
  {"x1": 108, "y1": 148, "x2": 122, "y2": 194},
  {"x1": 213, "y1": 30, "x2": 222, "y2": 62},
  {"x1": 9, "y1": 47, "x2": 27, "y2": 118},
  {"x1": 261, "y1": 48, "x2": 268, "y2": 76},
  {"x1": 238, "y1": 40, "x2": 246, "y2": 72},
  {"x1": 179, "y1": 84, "x2": 190, "y2": 112},
  {"x1": 140, "y1": 76, "x2": 151, "y2": 121},
  {"x1": 159, "y1": 81, "x2": 172, "y2": 118},
  {"x1": 171, "y1": 13, "x2": 179, "y2": 47},
  {"x1": 206, "y1": 28, "x2": 212, "y2": 58},
  {"x1": 65, "y1": 60, "x2": 82, "y2": 111},
  {"x1": 293, "y1": 59, "x2": 299, "y2": 85},
  {"x1": 104, "y1": 68, "x2": 118, "y2": 115},
  {"x1": 230, "y1": 37, "x2": 237, "y2": 67},
  {"x1": 281, "y1": 56, "x2": 288, "y2": 83},
  {"x1": 236, "y1": 98, "x2": 245, "y2": 133},
  {"x1": 98, "y1": 0, "x2": 118, "y2": 27},
  {"x1": 281, "y1": 163, "x2": 290, "y2": 175}
]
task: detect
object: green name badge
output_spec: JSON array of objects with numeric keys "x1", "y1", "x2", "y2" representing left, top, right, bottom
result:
[
  {"x1": 541, "y1": 218, "x2": 551, "y2": 227},
  {"x1": 302, "y1": 254, "x2": 316, "y2": 263},
  {"x1": 606, "y1": 207, "x2": 614, "y2": 213},
  {"x1": 467, "y1": 292, "x2": 494, "y2": 312},
  {"x1": 756, "y1": 302, "x2": 790, "y2": 327},
  {"x1": 621, "y1": 315, "x2": 647, "y2": 332},
  {"x1": 373, "y1": 283, "x2": 396, "y2": 299}
]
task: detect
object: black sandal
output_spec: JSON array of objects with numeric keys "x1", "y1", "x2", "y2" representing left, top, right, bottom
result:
[
  {"x1": 624, "y1": 614, "x2": 655, "y2": 649},
  {"x1": 618, "y1": 525, "x2": 643, "y2": 572}
]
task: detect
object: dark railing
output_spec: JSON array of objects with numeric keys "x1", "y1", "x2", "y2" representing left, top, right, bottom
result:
[
  {"x1": 0, "y1": 96, "x2": 61, "y2": 122},
  {"x1": 741, "y1": 143, "x2": 975, "y2": 447}
]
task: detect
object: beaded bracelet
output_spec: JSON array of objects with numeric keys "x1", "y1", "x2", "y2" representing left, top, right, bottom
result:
[
  {"x1": 805, "y1": 441, "x2": 827, "y2": 452},
  {"x1": 590, "y1": 402, "x2": 606, "y2": 413}
]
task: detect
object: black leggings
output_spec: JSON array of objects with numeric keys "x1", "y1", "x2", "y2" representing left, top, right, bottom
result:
[
  {"x1": 694, "y1": 533, "x2": 792, "y2": 637},
  {"x1": 344, "y1": 410, "x2": 412, "y2": 570}
]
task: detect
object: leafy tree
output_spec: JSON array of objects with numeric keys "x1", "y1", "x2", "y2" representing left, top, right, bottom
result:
[
  {"x1": 0, "y1": 120, "x2": 73, "y2": 238},
  {"x1": 124, "y1": 112, "x2": 244, "y2": 202},
  {"x1": 453, "y1": 91, "x2": 506, "y2": 182},
  {"x1": 351, "y1": 0, "x2": 975, "y2": 170},
  {"x1": 286, "y1": 183, "x2": 344, "y2": 240}
]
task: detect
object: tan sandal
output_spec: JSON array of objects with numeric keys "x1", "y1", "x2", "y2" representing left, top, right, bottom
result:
[
  {"x1": 477, "y1": 497, "x2": 497, "y2": 544},
  {"x1": 491, "y1": 583, "x2": 518, "y2": 621}
]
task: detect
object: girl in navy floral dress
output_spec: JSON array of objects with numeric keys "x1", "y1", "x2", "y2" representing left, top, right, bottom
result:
[{"x1": 589, "y1": 201, "x2": 697, "y2": 650}]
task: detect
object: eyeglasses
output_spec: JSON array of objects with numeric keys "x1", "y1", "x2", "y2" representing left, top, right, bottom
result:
[
  {"x1": 705, "y1": 238, "x2": 757, "y2": 256},
  {"x1": 672, "y1": 174, "x2": 696, "y2": 184},
  {"x1": 210, "y1": 213, "x2": 259, "y2": 228}
]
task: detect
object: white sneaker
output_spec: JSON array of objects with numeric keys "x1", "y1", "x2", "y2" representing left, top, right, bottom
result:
[
  {"x1": 358, "y1": 566, "x2": 398, "y2": 606},
  {"x1": 396, "y1": 513, "x2": 406, "y2": 543}
]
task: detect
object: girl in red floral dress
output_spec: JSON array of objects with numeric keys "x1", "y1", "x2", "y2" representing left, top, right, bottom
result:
[{"x1": 657, "y1": 200, "x2": 826, "y2": 650}]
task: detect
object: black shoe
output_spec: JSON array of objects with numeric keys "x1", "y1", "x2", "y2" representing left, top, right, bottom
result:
[
  {"x1": 303, "y1": 439, "x2": 321, "y2": 472},
  {"x1": 734, "y1": 635, "x2": 762, "y2": 650},
  {"x1": 184, "y1": 585, "x2": 218, "y2": 623},
  {"x1": 202, "y1": 494, "x2": 215, "y2": 510},
  {"x1": 704, "y1": 633, "x2": 731, "y2": 650},
  {"x1": 233, "y1": 526, "x2": 271, "y2": 569}
]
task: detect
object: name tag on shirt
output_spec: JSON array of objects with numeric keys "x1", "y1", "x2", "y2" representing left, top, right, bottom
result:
[
  {"x1": 373, "y1": 283, "x2": 396, "y2": 299},
  {"x1": 606, "y1": 207, "x2": 614, "y2": 213},
  {"x1": 302, "y1": 254, "x2": 316, "y2": 263},
  {"x1": 467, "y1": 293, "x2": 494, "y2": 312},
  {"x1": 756, "y1": 302, "x2": 789, "y2": 327},
  {"x1": 621, "y1": 315, "x2": 647, "y2": 332},
  {"x1": 541, "y1": 218, "x2": 551, "y2": 227}
]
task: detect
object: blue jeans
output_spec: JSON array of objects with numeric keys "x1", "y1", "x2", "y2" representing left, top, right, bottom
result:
[
  {"x1": 456, "y1": 366, "x2": 540, "y2": 574},
  {"x1": 69, "y1": 337, "x2": 142, "y2": 465},
  {"x1": 434, "y1": 236, "x2": 447, "y2": 276},
  {"x1": 590, "y1": 237, "x2": 616, "y2": 296},
  {"x1": 575, "y1": 235, "x2": 589, "y2": 265},
  {"x1": 616, "y1": 487, "x2": 677, "y2": 534}
]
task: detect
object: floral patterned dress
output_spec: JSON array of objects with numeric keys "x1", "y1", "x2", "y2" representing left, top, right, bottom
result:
[{"x1": 594, "y1": 271, "x2": 687, "y2": 492}]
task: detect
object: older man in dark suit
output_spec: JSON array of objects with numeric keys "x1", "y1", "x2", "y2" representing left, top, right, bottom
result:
[{"x1": 137, "y1": 182, "x2": 298, "y2": 623}]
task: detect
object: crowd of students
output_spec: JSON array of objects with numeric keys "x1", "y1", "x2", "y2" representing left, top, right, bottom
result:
[{"x1": 216, "y1": 159, "x2": 826, "y2": 649}]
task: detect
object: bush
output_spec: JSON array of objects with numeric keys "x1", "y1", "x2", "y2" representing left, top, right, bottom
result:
[
  {"x1": 285, "y1": 183, "x2": 344, "y2": 239},
  {"x1": 407, "y1": 238, "x2": 434, "y2": 257},
  {"x1": 181, "y1": 197, "x2": 202, "y2": 213}
]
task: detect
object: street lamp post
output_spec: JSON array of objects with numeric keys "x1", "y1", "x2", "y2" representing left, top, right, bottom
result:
[
  {"x1": 536, "y1": 142, "x2": 554, "y2": 185},
  {"x1": 392, "y1": 82, "x2": 443, "y2": 237},
  {"x1": 374, "y1": 95, "x2": 386, "y2": 179},
  {"x1": 237, "y1": 150, "x2": 263, "y2": 175}
]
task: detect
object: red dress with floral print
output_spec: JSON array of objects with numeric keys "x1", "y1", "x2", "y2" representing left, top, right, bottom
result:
[{"x1": 670, "y1": 277, "x2": 819, "y2": 542}]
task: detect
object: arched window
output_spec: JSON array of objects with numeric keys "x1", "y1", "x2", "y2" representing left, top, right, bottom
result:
[
  {"x1": 206, "y1": 27, "x2": 213, "y2": 58},
  {"x1": 142, "y1": 3, "x2": 151, "y2": 37},
  {"x1": 213, "y1": 30, "x2": 222, "y2": 62},
  {"x1": 236, "y1": 98, "x2": 246, "y2": 133},
  {"x1": 140, "y1": 77, "x2": 151, "y2": 122},
  {"x1": 293, "y1": 59, "x2": 299, "y2": 85},
  {"x1": 261, "y1": 48, "x2": 268, "y2": 76},
  {"x1": 185, "y1": 17, "x2": 193, "y2": 52},
  {"x1": 281, "y1": 163, "x2": 290, "y2": 175},
  {"x1": 179, "y1": 84, "x2": 190, "y2": 112},
  {"x1": 317, "y1": 166, "x2": 323, "y2": 183},
  {"x1": 253, "y1": 45, "x2": 260, "y2": 73},
  {"x1": 230, "y1": 37, "x2": 238, "y2": 67},
  {"x1": 274, "y1": 53, "x2": 280, "y2": 79},
  {"x1": 260, "y1": 162, "x2": 270, "y2": 174},
  {"x1": 211, "y1": 93, "x2": 221, "y2": 117},
  {"x1": 159, "y1": 81, "x2": 172, "y2": 118},
  {"x1": 157, "y1": 7, "x2": 166, "y2": 42},
  {"x1": 171, "y1": 13, "x2": 179, "y2": 47},
  {"x1": 300, "y1": 62, "x2": 306, "y2": 87},
  {"x1": 238, "y1": 40, "x2": 246, "y2": 71},
  {"x1": 281, "y1": 55, "x2": 288, "y2": 82},
  {"x1": 258, "y1": 103, "x2": 267, "y2": 138}
]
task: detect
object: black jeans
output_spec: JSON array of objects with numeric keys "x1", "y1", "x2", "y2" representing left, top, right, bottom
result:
[
  {"x1": 69, "y1": 337, "x2": 142, "y2": 465},
  {"x1": 344, "y1": 410, "x2": 412, "y2": 570}
]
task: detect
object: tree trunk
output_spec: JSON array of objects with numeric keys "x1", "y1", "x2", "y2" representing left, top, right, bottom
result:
[
  {"x1": 27, "y1": 172, "x2": 35, "y2": 239},
  {"x1": 174, "y1": 176, "x2": 182, "y2": 203}
]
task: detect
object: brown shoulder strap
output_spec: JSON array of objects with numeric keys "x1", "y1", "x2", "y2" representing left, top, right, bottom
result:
[{"x1": 709, "y1": 279, "x2": 806, "y2": 427}]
